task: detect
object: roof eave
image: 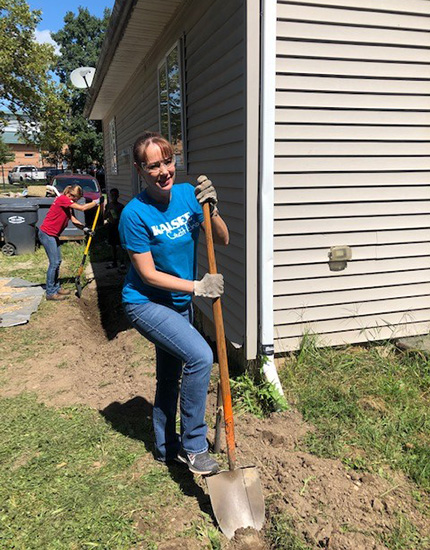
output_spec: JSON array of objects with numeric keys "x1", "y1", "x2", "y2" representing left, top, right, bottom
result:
[
  {"x1": 85, "y1": 0, "x2": 185, "y2": 120},
  {"x1": 84, "y1": 0, "x2": 139, "y2": 120}
]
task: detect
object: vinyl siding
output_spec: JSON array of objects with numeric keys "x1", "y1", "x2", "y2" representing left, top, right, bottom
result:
[
  {"x1": 274, "y1": 0, "x2": 430, "y2": 352},
  {"x1": 103, "y1": 79, "x2": 158, "y2": 204},
  {"x1": 102, "y1": 0, "x2": 249, "y2": 352},
  {"x1": 186, "y1": 0, "x2": 247, "y2": 349}
]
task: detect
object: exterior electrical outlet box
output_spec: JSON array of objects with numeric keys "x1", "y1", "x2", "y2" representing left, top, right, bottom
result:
[
  {"x1": 329, "y1": 246, "x2": 352, "y2": 262},
  {"x1": 328, "y1": 246, "x2": 352, "y2": 272}
]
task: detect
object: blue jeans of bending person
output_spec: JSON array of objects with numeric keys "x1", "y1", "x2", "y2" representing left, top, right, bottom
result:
[
  {"x1": 38, "y1": 229, "x2": 62, "y2": 297},
  {"x1": 124, "y1": 301, "x2": 214, "y2": 461}
]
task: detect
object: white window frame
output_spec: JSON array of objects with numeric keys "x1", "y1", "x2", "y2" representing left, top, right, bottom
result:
[{"x1": 157, "y1": 40, "x2": 186, "y2": 170}]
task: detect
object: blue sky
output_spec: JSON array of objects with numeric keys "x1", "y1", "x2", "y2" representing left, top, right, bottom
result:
[{"x1": 30, "y1": 0, "x2": 114, "y2": 49}]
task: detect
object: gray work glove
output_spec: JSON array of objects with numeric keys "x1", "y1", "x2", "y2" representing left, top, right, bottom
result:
[
  {"x1": 195, "y1": 175, "x2": 218, "y2": 206},
  {"x1": 83, "y1": 227, "x2": 95, "y2": 237},
  {"x1": 46, "y1": 185, "x2": 60, "y2": 197},
  {"x1": 193, "y1": 273, "x2": 224, "y2": 298}
]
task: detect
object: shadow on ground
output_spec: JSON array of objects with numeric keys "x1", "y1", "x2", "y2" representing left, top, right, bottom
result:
[
  {"x1": 76, "y1": 259, "x2": 130, "y2": 340},
  {"x1": 100, "y1": 396, "x2": 213, "y2": 517},
  {"x1": 96, "y1": 280, "x2": 130, "y2": 339}
]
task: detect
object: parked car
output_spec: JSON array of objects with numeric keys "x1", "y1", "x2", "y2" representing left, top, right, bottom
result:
[
  {"x1": 29, "y1": 166, "x2": 57, "y2": 182},
  {"x1": 45, "y1": 167, "x2": 65, "y2": 183},
  {"x1": 8, "y1": 165, "x2": 37, "y2": 184},
  {"x1": 46, "y1": 174, "x2": 103, "y2": 225},
  {"x1": 47, "y1": 174, "x2": 102, "y2": 202}
]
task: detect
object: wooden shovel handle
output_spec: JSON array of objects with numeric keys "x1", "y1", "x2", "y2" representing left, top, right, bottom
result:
[{"x1": 202, "y1": 202, "x2": 236, "y2": 470}]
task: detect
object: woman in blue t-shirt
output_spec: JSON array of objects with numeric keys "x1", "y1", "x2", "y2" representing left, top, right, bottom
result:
[{"x1": 119, "y1": 131, "x2": 229, "y2": 475}]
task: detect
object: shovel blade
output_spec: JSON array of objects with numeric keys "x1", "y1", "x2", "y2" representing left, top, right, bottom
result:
[{"x1": 206, "y1": 466, "x2": 265, "y2": 539}]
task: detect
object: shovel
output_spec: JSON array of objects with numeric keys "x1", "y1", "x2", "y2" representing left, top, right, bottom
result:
[
  {"x1": 202, "y1": 201, "x2": 265, "y2": 539},
  {"x1": 75, "y1": 204, "x2": 101, "y2": 298}
]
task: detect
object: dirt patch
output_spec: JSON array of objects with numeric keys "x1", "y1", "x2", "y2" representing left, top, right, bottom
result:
[
  {"x1": 229, "y1": 528, "x2": 267, "y2": 550},
  {"x1": 0, "y1": 283, "x2": 154, "y2": 410},
  {"x1": 0, "y1": 268, "x2": 428, "y2": 549}
]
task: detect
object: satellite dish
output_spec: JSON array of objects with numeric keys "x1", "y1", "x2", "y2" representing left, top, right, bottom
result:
[{"x1": 70, "y1": 66, "x2": 96, "y2": 89}]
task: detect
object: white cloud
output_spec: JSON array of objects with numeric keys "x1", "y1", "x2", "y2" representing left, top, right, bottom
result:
[{"x1": 34, "y1": 29, "x2": 60, "y2": 55}]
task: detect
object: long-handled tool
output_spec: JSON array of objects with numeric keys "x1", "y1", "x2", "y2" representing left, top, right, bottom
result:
[
  {"x1": 213, "y1": 382, "x2": 223, "y2": 454},
  {"x1": 202, "y1": 201, "x2": 265, "y2": 539},
  {"x1": 75, "y1": 204, "x2": 101, "y2": 298}
]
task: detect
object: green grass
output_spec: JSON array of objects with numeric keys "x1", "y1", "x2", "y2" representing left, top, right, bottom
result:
[
  {"x1": 0, "y1": 394, "x2": 190, "y2": 549},
  {"x1": 1, "y1": 181, "x2": 47, "y2": 194},
  {"x1": 379, "y1": 513, "x2": 429, "y2": 550},
  {"x1": 279, "y1": 335, "x2": 430, "y2": 490},
  {"x1": 0, "y1": 241, "x2": 85, "y2": 283},
  {"x1": 1, "y1": 182, "x2": 26, "y2": 194},
  {"x1": 264, "y1": 507, "x2": 311, "y2": 550},
  {"x1": 230, "y1": 366, "x2": 289, "y2": 419},
  {"x1": 184, "y1": 520, "x2": 222, "y2": 550},
  {"x1": 0, "y1": 228, "x2": 112, "y2": 284}
]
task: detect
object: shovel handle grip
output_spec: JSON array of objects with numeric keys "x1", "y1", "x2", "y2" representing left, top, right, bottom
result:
[{"x1": 203, "y1": 201, "x2": 236, "y2": 470}]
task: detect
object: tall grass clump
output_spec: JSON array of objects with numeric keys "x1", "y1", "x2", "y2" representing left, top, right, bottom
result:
[
  {"x1": 231, "y1": 364, "x2": 288, "y2": 419},
  {"x1": 279, "y1": 335, "x2": 430, "y2": 490}
]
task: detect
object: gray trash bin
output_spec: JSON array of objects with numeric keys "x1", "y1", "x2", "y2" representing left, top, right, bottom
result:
[{"x1": 0, "y1": 203, "x2": 39, "y2": 255}]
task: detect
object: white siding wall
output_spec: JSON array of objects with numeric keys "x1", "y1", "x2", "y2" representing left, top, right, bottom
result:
[
  {"x1": 274, "y1": 0, "x2": 430, "y2": 351},
  {"x1": 102, "y1": 0, "x2": 249, "y2": 351}
]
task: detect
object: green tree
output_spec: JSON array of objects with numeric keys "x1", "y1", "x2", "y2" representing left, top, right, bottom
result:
[
  {"x1": 0, "y1": 0, "x2": 70, "y2": 161},
  {"x1": 0, "y1": 136, "x2": 14, "y2": 164},
  {"x1": 37, "y1": 86, "x2": 71, "y2": 166},
  {"x1": 51, "y1": 7, "x2": 110, "y2": 170},
  {"x1": 0, "y1": 135, "x2": 15, "y2": 187}
]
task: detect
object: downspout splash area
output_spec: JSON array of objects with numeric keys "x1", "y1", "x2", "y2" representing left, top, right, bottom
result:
[{"x1": 259, "y1": 0, "x2": 285, "y2": 399}]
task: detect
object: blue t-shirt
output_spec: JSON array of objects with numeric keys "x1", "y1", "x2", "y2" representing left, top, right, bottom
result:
[{"x1": 119, "y1": 183, "x2": 203, "y2": 309}]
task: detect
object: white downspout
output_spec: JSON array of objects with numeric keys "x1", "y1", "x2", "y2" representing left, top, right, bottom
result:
[{"x1": 259, "y1": 0, "x2": 284, "y2": 396}]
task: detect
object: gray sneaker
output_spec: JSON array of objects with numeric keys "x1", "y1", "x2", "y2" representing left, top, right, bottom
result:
[{"x1": 177, "y1": 449, "x2": 219, "y2": 475}]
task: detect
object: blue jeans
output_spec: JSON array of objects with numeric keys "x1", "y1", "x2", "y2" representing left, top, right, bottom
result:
[
  {"x1": 38, "y1": 229, "x2": 62, "y2": 297},
  {"x1": 124, "y1": 301, "x2": 214, "y2": 461}
]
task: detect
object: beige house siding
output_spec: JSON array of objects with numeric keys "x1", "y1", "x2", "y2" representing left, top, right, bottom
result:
[
  {"x1": 274, "y1": 0, "x2": 430, "y2": 351},
  {"x1": 102, "y1": 0, "x2": 252, "y2": 354}
]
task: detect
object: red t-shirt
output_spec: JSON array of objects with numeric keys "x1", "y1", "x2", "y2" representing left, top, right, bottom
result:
[{"x1": 40, "y1": 195, "x2": 74, "y2": 237}]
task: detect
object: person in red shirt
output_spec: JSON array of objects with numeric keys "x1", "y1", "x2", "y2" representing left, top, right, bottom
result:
[{"x1": 39, "y1": 184, "x2": 99, "y2": 300}]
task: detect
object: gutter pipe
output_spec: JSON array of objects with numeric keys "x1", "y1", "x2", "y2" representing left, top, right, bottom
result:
[{"x1": 259, "y1": 0, "x2": 284, "y2": 396}]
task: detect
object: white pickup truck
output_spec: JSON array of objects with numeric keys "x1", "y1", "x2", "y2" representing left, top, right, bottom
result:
[
  {"x1": 8, "y1": 166, "x2": 47, "y2": 184},
  {"x1": 29, "y1": 167, "x2": 48, "y2": 182},
  {"x1": 8, "y1": 165, "x2": 37, "y2": 184}
]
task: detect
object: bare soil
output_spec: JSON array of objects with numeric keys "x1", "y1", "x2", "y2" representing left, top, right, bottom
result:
[{"x1": 1, "y1": 265, "x2": 428, "y2": 549}]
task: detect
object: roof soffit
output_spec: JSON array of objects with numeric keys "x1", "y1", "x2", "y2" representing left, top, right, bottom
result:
[{"x1": 86, "y1": 0, "x2": 184, "y2": 120}]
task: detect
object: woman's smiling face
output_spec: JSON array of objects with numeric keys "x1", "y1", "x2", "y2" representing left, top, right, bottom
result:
[{"x1": 137, "y1": 142, "x2": 176, "y2": 202}]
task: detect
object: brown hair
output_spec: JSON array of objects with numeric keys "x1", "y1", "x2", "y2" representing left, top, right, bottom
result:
[
  {"x1": 63, "y1": 185, "x2": 83, "y2": 199},
  {"x1": 133, "y1": 131, "x2": 173, "y2": 164}
]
